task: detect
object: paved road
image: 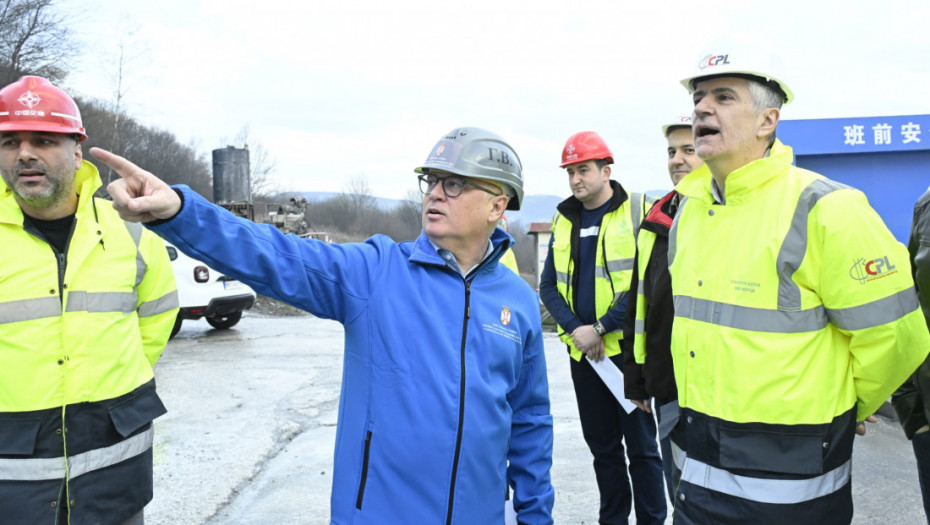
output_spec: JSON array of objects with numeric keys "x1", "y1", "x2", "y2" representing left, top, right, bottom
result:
[{"x1": 147, "y1": 313, "x2": 925, "y2": 524}]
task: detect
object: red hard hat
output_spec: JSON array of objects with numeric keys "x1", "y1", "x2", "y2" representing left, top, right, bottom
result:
[
  {"x1": 560, "y1": 131, "x2": 613, "y2": 168},
  {"x1": 0, "y1": 76, "x2": 86, "y2": 141}
]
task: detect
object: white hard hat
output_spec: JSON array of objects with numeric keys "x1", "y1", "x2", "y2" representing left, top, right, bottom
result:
[
  {"x1": 680, "y1": 36, "x2": 793, "y2": 105},
  {"x1": 662, "y1": 115, "x2": 693, "y2": 137}
]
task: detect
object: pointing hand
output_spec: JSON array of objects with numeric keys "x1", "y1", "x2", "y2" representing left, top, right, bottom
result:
[{"x1": 91, "y1": 147, "x2": 181, "y2": 223}]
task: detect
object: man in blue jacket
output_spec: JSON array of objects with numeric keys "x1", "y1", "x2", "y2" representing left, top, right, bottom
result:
[{"x1": 94, "y1": 127, "x2": 555, "y2": 525}]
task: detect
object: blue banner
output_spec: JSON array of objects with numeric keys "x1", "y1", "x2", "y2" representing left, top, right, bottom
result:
[{"x1": 780, "y1": 114, "x2": 930, "y2": 155}]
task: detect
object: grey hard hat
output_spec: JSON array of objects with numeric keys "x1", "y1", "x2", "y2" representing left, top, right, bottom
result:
[{"x1": 414, "y1": 126, "x2": 524, "y2": 210}]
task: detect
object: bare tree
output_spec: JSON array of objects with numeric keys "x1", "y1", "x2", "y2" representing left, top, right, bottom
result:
[
  {"x1": 0, "y1": 0, "x2": 76, "y2": 84},
  {"x1": 101, "y1": 23, "x2": 147, "y2": 185},
  {"x1": 344, "y1": 174, "x2": 376, "y2": 217},
  {"x1": 228, "y1": 125, "x2": 279, "y2": 198}
]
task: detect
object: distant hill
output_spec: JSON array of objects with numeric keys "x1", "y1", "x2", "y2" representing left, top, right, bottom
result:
[{"x1": 277, "y1": 191, "x2": 564, "y2": 225}]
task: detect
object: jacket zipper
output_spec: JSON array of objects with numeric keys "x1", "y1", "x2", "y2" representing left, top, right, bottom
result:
[
  {"x1": 445, "y1": 279, "x2": 471, "y2": 525},
  {"x1": 355, "y1": 430, "x2": 372, "y2": 509}
]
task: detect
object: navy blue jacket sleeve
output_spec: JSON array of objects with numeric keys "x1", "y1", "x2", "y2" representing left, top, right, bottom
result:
[{"x1": 538, "y1": 239, "x2": 582, "y2": 334}]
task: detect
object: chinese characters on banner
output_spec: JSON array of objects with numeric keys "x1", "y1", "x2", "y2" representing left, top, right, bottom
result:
[{"x1": 844, "y1": 122, "x2": 922, "y2": 146}]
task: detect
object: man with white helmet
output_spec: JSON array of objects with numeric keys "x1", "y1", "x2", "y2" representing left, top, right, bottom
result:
[
  {"x1": 95, "y1": 126, "x2": 555, "y2": 524},
  {"x1": 540, "y1": 131, "x2": 666, "y2": 525},
  {"x1": 0, "y1": 76, "x2": 178, "y2": 524},
  {"x1": 622, "y1": 115, "x2": 703, "y2": 503},
  {"x1": 668, "y1": 38, "x2": 930, "y2": 523}
]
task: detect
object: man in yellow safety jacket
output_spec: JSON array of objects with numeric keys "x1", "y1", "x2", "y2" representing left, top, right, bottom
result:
[
  {"x1": 669, "y1": 38, "x2": 930, "y2": 524},
  {"x1": 539, "y1": 131, "x2": 665, "y2": 525},
  {"x1": 623, "y1": 115, "x2": 703, "y2": 503},
  {"x1": 0, "y1": 76, "x2": 178, "y2": 524}
]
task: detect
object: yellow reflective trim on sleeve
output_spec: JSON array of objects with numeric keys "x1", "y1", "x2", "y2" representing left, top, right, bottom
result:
[
  {"x1": 826, "y1": 288, "x2": 921, "y2": 331},
  {"x1": 137, "y1": 290, "x2": 180, "y2": 318}
]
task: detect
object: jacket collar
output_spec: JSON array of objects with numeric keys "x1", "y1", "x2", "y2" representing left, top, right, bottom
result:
[
  {"x1": 0, "y1": 160, "x2": 102, "y2": 225},
  {"x1": 409, "y1": 227, "x2": 514, "y2": 274},
  {"x1": 641, "y1": 189, "x2": 678, "y2": 234},
  {"x1": 676, "y1": 139, "x2": 793, "y2": 206}
]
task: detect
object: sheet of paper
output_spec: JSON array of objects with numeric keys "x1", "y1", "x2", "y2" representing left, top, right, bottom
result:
[
  {"x1": 586, "y1": 355, "x2": 638, "y2": 414},
  {"x1": 505, "y1": 498, "x2": 518, "y2": 525}
]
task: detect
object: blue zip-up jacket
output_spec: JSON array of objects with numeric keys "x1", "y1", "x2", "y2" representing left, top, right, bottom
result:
[{"x1": 149, "y1": 186, "x2": 555, "y2": 524}]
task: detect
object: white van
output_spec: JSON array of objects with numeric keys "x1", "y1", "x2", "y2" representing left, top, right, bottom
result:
[{"x1": 165, "y1": 242, "x2": 256, "y2": 338}]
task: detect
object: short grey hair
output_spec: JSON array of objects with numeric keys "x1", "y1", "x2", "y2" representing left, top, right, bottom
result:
[
  {"x1": 747, "y1": 79, "x2": 783, "y2": 146},
  {"x1": 747, "y1": 79, "x2": 783, "y2": 114}
]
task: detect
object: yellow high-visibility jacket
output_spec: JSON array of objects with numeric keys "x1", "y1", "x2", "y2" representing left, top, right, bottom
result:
[
  {"x1": 0, "y1": 160, "x2": 178, "y2": 523},
  {"x1": 550, "y1": 183, "x2": 649, "y2": 361},
  {"x1": 500, "y1": 247, "x2": 519, "y2": 274},
  {"x1": 668, "y1": 140, "x2": 930, "y2": 523}
]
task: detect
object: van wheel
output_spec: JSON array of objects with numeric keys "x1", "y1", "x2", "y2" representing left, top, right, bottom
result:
[
  {"x1": 170, "y1": 315, "x2": 182, "y2": 339},
  {"x1": 206, "y1": 311, "x2": 242, "y2": 329}
]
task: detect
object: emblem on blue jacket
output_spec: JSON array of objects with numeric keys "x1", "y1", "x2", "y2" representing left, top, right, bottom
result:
[{"x1": 500, "y1": 306, "x2": 511, "y2": 326}]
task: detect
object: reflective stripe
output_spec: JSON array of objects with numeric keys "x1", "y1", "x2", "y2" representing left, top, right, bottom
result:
[
  {"x1": 596, "y1": 260, "x2": 634, "y2": 280},
  {"x1": 667, "y1": 197, "x2": 689, "y2": 267},
  {"x1": 138, "y1": 290, "x2": 180, "y2": 318},
  {"x1": 124, "y1": 221, "x2": 143, "y2": 247},
  {"x1": 671, "y1": 439, "x2": 686, "y2": 471},
  {"x1": 612, "y1": 291, "x2": 627, "y2": 306},
  {"x1": 634, "y1": 319, "x2": 645, "y2": 335},
  {"x1": 65, "y1": 291, "x2": 137, "y2": 314},
  {"x1": 674, "y1": 295, "x2": 829, "y2": 333},
  {"x1": 776, "y1": 179, "x2": 846, "y2": 310},
  {"x1": 0, "y1": 426, "x2": 153, "y2": 481},
  {"x1": 680, "y1": 455, "x2": 851, "y2": 505},
  {"x1": 827, "y1": 287, "x2": 920, "y2": 331},
  {"x1": 605, "y1": 258, "x2": 635, "y2": 273},
  {"x1": 135, "y1": 254, "x2": 146, "y2": 288},
  {"x1": 0, "y1": 297, "x2": 61, "y2": 324},
  {"x1": 556, "y1": 271, "x2": 570, "y2": 286},
  {"x1": 631, "y1": 193, "x2": 642, "y2": 234},
  {"x1": 124, "y1": 221, "x2": 148, "y2": 288}
]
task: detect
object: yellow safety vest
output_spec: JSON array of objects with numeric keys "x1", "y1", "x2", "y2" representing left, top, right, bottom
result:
[
  {"x1": 632, "y1": 227, "x2": 658, "y2": 366},
  {"x1": 0, "y1": 160, "x2": 179, "y2": 412},
  {"x1": 551, "y1": 191, "x2": 648, "y2": 361},
  {"x1": 668, "y1": 139, "x2": 930, "y2": 510},
  {"x1": 499, "y1": 248, "x2": 519, "y2": 274}
]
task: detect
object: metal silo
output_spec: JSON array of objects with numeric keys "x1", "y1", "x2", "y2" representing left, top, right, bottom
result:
[{"x1": 212, "y1": 146, "x2": 252, "y2": 204}]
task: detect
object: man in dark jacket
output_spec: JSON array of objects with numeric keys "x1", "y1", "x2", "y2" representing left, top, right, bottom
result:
[
  {"x1": 892, "y1": 185, "x2": 930, "y2": 522},
  {"x1": 622, "y1": 115, "x2": 702, "y2": 502}
]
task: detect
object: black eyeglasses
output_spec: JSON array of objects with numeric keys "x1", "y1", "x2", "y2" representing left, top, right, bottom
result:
[{"x1": 418, "y1": 173, "x2": 502, "y2": 198}]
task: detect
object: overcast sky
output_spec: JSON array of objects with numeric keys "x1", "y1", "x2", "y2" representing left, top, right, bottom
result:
[{"x1": 58, "y1": 0, "x2": 930, "y2": 201}]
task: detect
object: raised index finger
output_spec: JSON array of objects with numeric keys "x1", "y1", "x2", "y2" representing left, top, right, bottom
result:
[{"x1": 89, "y1": 147, "x2": 145, "y2": 180}]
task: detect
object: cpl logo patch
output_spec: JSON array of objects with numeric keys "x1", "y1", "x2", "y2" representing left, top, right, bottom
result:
[
  {"x1": 849, "y1": 256, "x2": 898, "y2": 284},
  {"x1": 698, "y1": 54, "x2": 730, "y2": 70},
  {"x1": 435, "y1": 143, "x2": 445, "y2": 156},
  {"x1": 500, "y1": 306, "x2": 511, "y2": 326}
]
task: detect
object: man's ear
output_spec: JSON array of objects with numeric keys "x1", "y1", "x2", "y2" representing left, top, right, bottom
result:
[
  {"x1": 488, "y1": 194, "x2": 508, "y2": 224},
  {"x1": 74, "y1": 142, "x2": 83, "y2": 170},
  {"x1": 602, "y1": 165, "x2": 611, "y2": 180},
  {"x1": 758, "y1": 107, "x2": 780, "y2": 139}
]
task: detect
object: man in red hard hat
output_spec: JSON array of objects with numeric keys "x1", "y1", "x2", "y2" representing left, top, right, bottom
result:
[
  {"x1": 540, "y1": 131, "x2": 666, "y2": 524},
  {"x1": 0, "y1": 76, "x2": 178, "y2": 524}
]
